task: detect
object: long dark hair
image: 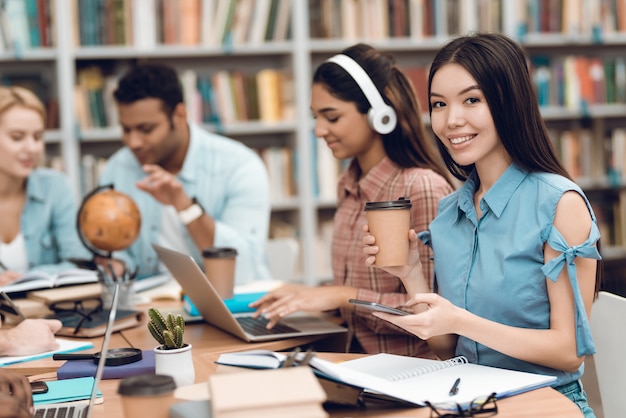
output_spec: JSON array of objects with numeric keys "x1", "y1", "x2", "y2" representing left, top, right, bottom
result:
[
  {"x1": 428, "y1": 33, "x2": 569, "y2": 182},
  {"x1": 314, "y1": 43, "x2": 453, "y2": 186},
  {"x1": 428, "y1": 33, "x2": 603, "y2": 295}
]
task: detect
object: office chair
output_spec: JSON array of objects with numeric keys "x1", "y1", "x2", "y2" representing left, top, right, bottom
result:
[{"x1": 589, "y1": 291, "x2": 626, "y2": 418}]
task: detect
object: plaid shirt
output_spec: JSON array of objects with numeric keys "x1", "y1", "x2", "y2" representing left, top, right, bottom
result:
[{"x1": 332, "y1": 157, "x2": 453, "y2": 356}]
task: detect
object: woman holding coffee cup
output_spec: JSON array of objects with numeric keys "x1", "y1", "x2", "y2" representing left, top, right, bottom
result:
[
  {"x1": 363, "y1": 33, "x2": 601, "y2": 417},
  {"x1": 251, "y1": 43, "x2": 454, "y2": 357}
]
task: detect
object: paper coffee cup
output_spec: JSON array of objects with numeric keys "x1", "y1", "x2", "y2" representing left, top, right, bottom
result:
[
  {"x1": 364, "y1": 197, "x2": 412, "y2": 267},
  {"x1": 202, "y1": 247, "x2": 238, "y2": 299},
  {"x1": 118, "y1": 374, "x2": 176, "y2": 418}
]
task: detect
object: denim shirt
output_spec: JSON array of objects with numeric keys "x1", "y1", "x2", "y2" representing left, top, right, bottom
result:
[
  {"x1": 99, "y1": 123, "x2": 271, "y2": 284},
  {"x1": 420, "y1": 163, "x2": 601, "y2": 387},
  {"x1": 22, "y1": 169, "x2": 91, "y2": 274}
]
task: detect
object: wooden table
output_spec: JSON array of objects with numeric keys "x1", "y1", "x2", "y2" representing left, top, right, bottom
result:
[{"x1": 7, "y1": 304, "x2": 583, "y2": 418}]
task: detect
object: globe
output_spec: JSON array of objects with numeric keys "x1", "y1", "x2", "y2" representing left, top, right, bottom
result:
[{"x1": 77, "y1": 185, "x2": 141, "y2": 255}]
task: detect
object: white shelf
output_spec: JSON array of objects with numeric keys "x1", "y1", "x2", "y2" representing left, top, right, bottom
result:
[{"x1": 72, "y1": 42, "x2": 295, "y2": 59}]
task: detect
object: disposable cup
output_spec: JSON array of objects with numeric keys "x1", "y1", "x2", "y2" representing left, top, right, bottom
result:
[
  {"x1": 118, "y1": 374, "x2": 176, "y2": 418},
  {"x1": 202, "y1": 247, "x2": 238, "y2": 299},
  {"x1": 364, "y1": 197, "x2": 412, "y2": 267}
]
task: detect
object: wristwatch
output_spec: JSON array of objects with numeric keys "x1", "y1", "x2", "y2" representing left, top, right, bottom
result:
[{"x1": 178, "y1": 197, "x2": 204, "y2": 225}]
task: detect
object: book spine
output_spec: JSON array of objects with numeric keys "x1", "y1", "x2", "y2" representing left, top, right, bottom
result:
[{"x1": 386, "y1": 356, "x2": 468, "y2": 382}]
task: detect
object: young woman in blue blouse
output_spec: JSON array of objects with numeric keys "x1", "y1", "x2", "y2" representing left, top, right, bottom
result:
[
  {"x1": 363, "y1": 33, "x2": 601, "y2": 417},
  {"x1": 0, "y1": 86, "x2": 89, "y2": 286}
]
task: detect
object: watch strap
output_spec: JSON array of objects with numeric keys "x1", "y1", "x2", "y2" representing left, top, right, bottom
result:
[{"x1": 178, "y1": 197, "x2": 204, "y2": 225}]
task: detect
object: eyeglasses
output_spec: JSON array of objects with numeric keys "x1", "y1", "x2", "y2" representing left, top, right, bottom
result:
[
  {"x1": 49, "y1": 298, "x2": 103, "y2": 335},
  {"x1": 426, "y1": 393, "x2": 498, "y2": 418}
]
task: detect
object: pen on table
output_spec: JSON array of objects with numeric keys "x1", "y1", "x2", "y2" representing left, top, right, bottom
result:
[
  {"x1": 108, "y1": 262, "x2": 120, "y2": 283},
  {"x1": 96, "y1": 264, "x2": 113, "y2": 286},
  {"x1": 449, "y1": 377, "x2": 461, "y2": 396},
  {"x1": 282, "y1": 347, "x2": 301, "y2": 368},
  {"x1": 0, "y1": 292, "x2": 26, "y2": 321},
  {"x1": 299, "y1": 347, "x2": 315, "y2": 367}
]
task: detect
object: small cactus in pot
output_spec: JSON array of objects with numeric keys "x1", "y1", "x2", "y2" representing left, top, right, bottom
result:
[{"x1": 147, "y1": 307, "x2": 186, "y2": 350}]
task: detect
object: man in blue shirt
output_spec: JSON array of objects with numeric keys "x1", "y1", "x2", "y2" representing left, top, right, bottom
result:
[{"x1": 100, "y1": 63, "x2": 271, "y2": 285}]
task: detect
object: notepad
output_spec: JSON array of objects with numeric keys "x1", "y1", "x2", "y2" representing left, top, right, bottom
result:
[
  {"x1": 309, "y1": 353, "x2": 557, "y2": 410},
  {"x1": 0, "y1": 338, "x2": 93, "y2": 366}
]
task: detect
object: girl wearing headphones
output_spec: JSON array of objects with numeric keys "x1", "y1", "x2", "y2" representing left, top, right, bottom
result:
[{"x1": 251, "y1": 43, "x2": 454, "y2": 357}]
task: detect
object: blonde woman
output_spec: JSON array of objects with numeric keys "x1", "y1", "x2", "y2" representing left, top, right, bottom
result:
[{"x1": 0, "y1": 86, "x2": 89, "y2": 286}]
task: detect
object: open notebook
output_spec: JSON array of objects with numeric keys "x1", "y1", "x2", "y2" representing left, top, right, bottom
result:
[
  {"x1": 33, "y1": 283, "x2": 121, "y2": 418},
  {"x1": 309, "y1": 353, "x2": 557, "y2": 410}
]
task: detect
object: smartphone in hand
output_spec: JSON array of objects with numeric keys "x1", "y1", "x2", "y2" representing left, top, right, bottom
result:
[
  {"x1": 30, "y1": 381, "x2": 49, "y2": 394},
  {"x1": 349, "y1": 299, "x2": 412, "y2": 315}
]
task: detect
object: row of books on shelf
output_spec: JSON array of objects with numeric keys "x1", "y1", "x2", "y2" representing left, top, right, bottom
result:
[
  {"x1": 531, "y1": 55, "x2": 626, "y2": 109},
  {"x1": 4, "y1": 0, "x2": 626, "y2": 53},
  {"x1": 310, "y1": 0, "x2": 502, "y2": 40},
  {"x1": 0, "y1": 0, "x2": 53, "y2": 51},
  {"x1": 518, "y1": 0, "x2": 626, "y2": 38},
  {"x1": 1, "y1": 73, "x2": 59, "y2": 129},
  {"x1": 73, "y1": 66, "x2": 295, "y2": 130},
  {"x1": 309, "y1": 0, "x2": 626, "y2": 41},
  {"x1": 267, "y1": 217, "x2": 334, "y2": 282},
  {"x1": 553, "y1": 127, "x2": 626, "y2": 186},
  {"x1": 591, "y1": 193, "x2": 626, "y2": 248},
  {"x1": 193, "y1": 68, "x2": 295, "y2": 126},
  {"x1": 252, "y1": 147, "x2": 297, "y2": 202},
  {"x1": 73, "y1": 0, "x2": 291, "y2": 48}
]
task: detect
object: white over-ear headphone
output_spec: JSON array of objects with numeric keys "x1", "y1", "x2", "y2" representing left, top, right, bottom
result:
[{"x1": 326, "y1": 54, "x2": 397, "y2": 135}]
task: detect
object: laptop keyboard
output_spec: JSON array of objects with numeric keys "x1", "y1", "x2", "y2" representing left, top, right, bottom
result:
[
  {"x1": 34, "y1": 405, "x2": 81, "y2": 418},
  {"x1": 237, "y1": 316, "x2": 299, "y2": 336}
]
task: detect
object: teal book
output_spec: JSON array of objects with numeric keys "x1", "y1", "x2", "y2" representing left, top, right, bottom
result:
[{"x1": 32, "y1": 377, "x2": 101, "y2": 405}]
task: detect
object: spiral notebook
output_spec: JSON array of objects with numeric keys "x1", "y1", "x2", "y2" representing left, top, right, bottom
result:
[{"x1": 309, "y1": 353, "x2": 557, "y2": 410}]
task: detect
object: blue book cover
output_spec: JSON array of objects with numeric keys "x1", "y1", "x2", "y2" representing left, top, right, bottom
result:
[
  {"x1": 56, "y1": 350, "x2": 155, "y2": 380},
  {"x1": 183, "y1": 292, "x2": 267, "y2": 317}
]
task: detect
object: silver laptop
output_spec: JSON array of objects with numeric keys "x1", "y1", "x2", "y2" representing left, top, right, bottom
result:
[
  {"x1": 34, "y1": 283, "x2": 120, "y2": 418},
  {"x1": 152, "y1": 244, "x2": 346, "y2": 342}
]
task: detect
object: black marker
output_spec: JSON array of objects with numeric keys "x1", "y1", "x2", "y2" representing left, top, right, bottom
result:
[{"x1": 449, "y1": 377, "x2": 461, "y2": 396}]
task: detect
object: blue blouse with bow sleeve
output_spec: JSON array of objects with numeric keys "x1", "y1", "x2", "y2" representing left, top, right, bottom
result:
[{"x1": 422, "y1": 163, "x2": 601, "y2": 387}]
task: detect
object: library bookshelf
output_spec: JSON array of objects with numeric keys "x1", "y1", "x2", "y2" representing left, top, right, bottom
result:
[{"x1": 2, "y1": 0, "x2": 626, "y2": 290}]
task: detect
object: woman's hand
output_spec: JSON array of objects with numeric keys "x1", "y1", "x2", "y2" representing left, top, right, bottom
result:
[
  {"x1": 0, "y1": 319, "x2": 63, "y2": 357},
  {"x1": 93, "y1": 257, "x2": 127, "y2": 278},
  {"x1": 250, "y1": 284, "x2": 356, "y2": 329},
  {"x1": 371, "y1": 293, "x2": 462, "y2": 340},
  {"x1": 362, "y1": 226, "x2": 429, "y2": 295},
  {"x1": 0, "y1": 271, "x2": 23, "y2": 287}
]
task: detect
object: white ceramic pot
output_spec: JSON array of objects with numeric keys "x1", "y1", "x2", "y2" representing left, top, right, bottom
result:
[{"x1": 153, "y1": 344, "x2": 195, "y2": 388}]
